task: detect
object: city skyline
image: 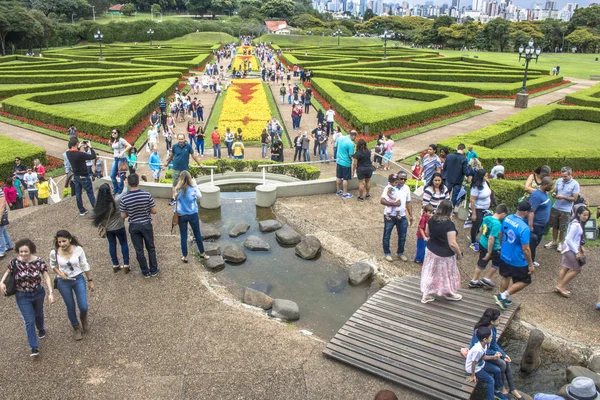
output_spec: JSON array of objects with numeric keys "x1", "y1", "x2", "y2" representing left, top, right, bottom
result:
[{"x1": 420, "y1": 0, "x2": 592, "y2": 7}]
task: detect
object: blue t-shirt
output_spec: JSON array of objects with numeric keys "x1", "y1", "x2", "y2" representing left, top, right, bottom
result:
[
  {"x1": 529, "y1": 189, "x2": 551, "y2": 227},
  {"x1": 148, "y1": 152, "x2": 161, "y2": 172},
  {"x1": 336, "y1": 136, "x2": 355, "y2": 168},
  {"x1": 500, "y1": 214, "x2": 530, "y2": 267},
  {"x1": 172, "y1": 142, "x2": 194, "y2": 171}
]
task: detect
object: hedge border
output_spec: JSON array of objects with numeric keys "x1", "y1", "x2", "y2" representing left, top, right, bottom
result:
[
  {"x1": 0, "y1": 136, "x2": 47, "y2": 181},
  {"x1": 565, "y1": 82, "x2": 600, "y2": 108}
]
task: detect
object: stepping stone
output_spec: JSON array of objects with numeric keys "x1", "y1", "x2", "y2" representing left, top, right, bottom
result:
[
  {"x1": 222, "y1": 245, "x2": 247, "y2": 263},
  {"x1": 203, "y1": 242, "x2": 221, "y2": 256},
  {"x1": 295, "y1": 235, "x2": 322, "y2": 260},
  {"x1": 244, "y1": 235, "x2": 270, "y2": 251},
  {"x1": 204, "y1": 256, "x2": 225, "y2": 271},
  {"x1": 258, "y1": 219, "x2": 282, "y2": 232},
  {"x1": 348, "y1": 262, "x2": 374, "y2": 285},
  {"x1": 201, "y1": 224, "x2": 221, "y2": 240},
  {"x1": 229, "y1": 223, "x2": 250, "y2": 238},
  {"x1": 243, "y1": 287, "x2": 273, "y2": 310},
  {"x1": 271, "y1": 299, "x2": 300, "y2": 321},
  {"x1": 275, "y1": 225, "x2": 301, "y2": 245},
  {"x1": 326, "y1": 276, "x2": 346, "y2": 293}
]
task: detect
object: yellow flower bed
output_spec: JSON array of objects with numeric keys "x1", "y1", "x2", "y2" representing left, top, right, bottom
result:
[
  {"x1": 232, "y1": 55, "x2": 259, "y2": 71},
  {"x1": 216, "y1": 79, "x2": 272, "y2": 142}
]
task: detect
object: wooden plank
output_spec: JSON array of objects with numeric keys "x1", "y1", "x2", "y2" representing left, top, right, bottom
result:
[{"x1": 323, "y1": 275, "x2": 521, "y2": 400}]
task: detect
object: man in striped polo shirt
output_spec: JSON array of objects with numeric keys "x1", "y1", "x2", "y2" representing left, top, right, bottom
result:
[{"x1": 119, "y1": 174, "x2": 159, "y2": 278}]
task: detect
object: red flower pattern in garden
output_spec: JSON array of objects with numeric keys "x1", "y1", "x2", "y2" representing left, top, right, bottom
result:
[{"x1": 233, "y1": 82, "x2": 259, "y2": 104}]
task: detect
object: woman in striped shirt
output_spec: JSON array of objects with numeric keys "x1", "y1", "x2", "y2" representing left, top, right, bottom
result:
[
  {"x1": 420, "y1": 144, "x2": 442, "y2": 184},
  {"x1": 422, "y1": 172, "x2": 450, "y2": 211}
]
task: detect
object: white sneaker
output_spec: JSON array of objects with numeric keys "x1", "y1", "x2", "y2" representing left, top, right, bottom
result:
[
  {"x1": 533, "y1": 261, "x2": 540, "y2": 267},
  {"x1": 544, "y1": 241, "x2": 557, "y2": 249},
  {"x1": 557, "y1": 243, "x2": 563, "y2": 252},
  {"x1": 384, "y1": 255, "x2": 393, "y2": 262}
]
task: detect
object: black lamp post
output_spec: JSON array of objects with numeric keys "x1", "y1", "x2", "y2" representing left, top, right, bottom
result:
[
  {"x1": 147, "y1": 28, "x2": 154, "y2": 47},
  {"x1": 383, "y1": 30, "x2": 393, "y2": 60},
  {"x1": 335, "y1": 29, "x2": 343, "y2": 48},
  {"x1": 515, "y1": 38, "x2": 541, "y2": 108},
  {"x1": 93, "y1": 30, "x2": 104, "y2": 61}
]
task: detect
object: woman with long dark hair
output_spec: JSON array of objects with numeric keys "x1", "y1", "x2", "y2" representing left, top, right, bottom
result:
[
  {"x1": 470, "y1": 308, "x2": 522, "y2": 399},
  {"x1": 556, "y1": 206, "x2": 590, "y2": 297},
  {"x1": 469, "y1": 168, "x2": 492, "y2": 251},
  {"x1": 422, "y1": 172, "x2": 450, "y2": 211},
  {"x1": 50, "y1": 230, "x2": 94, "y2": 341},
  {"x1": 351, "y1": 139, "x2": 373, "y2": 201},
  {"x1": 420, "y1": 144, "x2": 442, "y2": 184},
  {"x1": 93, "y1": 183, "x2": 130, "y2": 273},
  {"x1": 109, "y1": 128, "x2": 132, "y2": 195},
  {"x1": 175, "y1": 171, "x2": 210, "y2": 263}
]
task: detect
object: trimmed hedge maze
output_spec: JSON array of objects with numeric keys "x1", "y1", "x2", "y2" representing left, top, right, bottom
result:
[
  {"x1": 565, "y1": 82, "x2": 600, "y2": 108},
  {"x1": 0, "y1": 136, "x2": 47, "y2": 180}
]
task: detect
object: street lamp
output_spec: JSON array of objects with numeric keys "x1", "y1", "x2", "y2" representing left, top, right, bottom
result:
[
  {"x1": 335, "y1": 29, "x2": 343, "y2": 48},
  {"x1": 147, "y1": 29, "x2": 154, "y2": 47},
  {"x1": 382, "y1": 30, "x2": 393, "y2": 60},
  {"x1": 515, "y1": 38, "x2": 541, "y2": 108},
  {"x1": 93, "y1": 30, "x2": 104, "y2": 61}
]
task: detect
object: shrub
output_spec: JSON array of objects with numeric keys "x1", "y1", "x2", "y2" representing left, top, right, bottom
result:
[
  {"x1": 164, "y1": 160, "x2": 320, "y2": 181},
  {"x1": 565, "y1": 82, "x2": 600, "y2": 108},
  {"x1": 0, "y1": 136, "x2": 47, "y2": 181}
]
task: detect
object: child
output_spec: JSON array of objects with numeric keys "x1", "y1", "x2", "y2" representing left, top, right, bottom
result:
[
  {"x1": 469, "y1": 204, "x2": 509, "y2": 289},
  {"x1": 95, "y1": 157, "x2": 103, "y2": 178},
  {"x1": 127, "y1": 147, "x2": 138, "y2": 174},
  {"x1": 383, "y1": 174, "x2": 401, "y2": 221},
  {"x1": 36, "y1": 176, "x2": 50, "y2": 205},
  {"x1": 232, "y1": 137, "x2": 244, "y2": 160},
  {"x1": 415, "y1": 204, "x2": 434, "y2": 263},
  {"x1": 465, "y1": 326, "x2": 509, "y2": 400},
  {"x1": 412, "y1": 156, "x2": 422, "y2": 179},
  {"x1": 148, "y1": 146, "x2": 162, "y2": 183}
]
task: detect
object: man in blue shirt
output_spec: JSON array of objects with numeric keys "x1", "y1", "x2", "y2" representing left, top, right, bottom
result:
[
  {"x1": 335, "y1": 130, "x2": 357, "y2": 199},
  {"x1": 466, "y1": 145, "x2": 478, "y2": 164},
  {"x1": 495, "y1": 201, "x2": 535, "y2": 310},
  {"x1": 528, "y1": 177, "x2": 553, "y2": 267},
  {"x1": 164, "y1": 133, "x2": 202, "y2": 205}
]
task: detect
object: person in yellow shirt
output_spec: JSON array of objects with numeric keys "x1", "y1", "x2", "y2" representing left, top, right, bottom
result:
[
  {"x1": 36, "y1": 176, "x2": 50, "y2": 205},
  {"x1": 232, "y1": 137, "x2": 244, "y2": 160}
]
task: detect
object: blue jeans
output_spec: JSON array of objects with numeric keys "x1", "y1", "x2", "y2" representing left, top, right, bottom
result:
[
  {"x1": 195, "y1": 139, "x2": 204, "y2": 155},
  {"x1": 319, "y1": 148, "x2": 329, "y2": 161},
  {"x1": 281, "y1": 95, "x2": 285, "y2": 104},
  {"x1": 0, "y1": 225, "x2": 13, "y2": 255},
  {"x1": 481, "y1": 361, "x2": 504, "y2": 397},
  {"x1": 474, "y1": 368, "x2": 496, "y2": 400},
  {"x1": 107, "y1": 227, "x2": 130, "y2": 266},
  {"x1": 327, "y1": 121, "x2": 334, "y2": 135},
  {"x1": 415, "y1": 238, "x2": 426, "y2": 262},
  {"x1": 333, "y1": 146, "x2": 338, "y2": 160},
  {"x1": 110, "y1": 157, "x2": 126, "y2": 194},
  {"x1": 178, "y1": 213, "x2": 205, "y2": 257},
  {"x1": 449, "y1": 183, "x2": 462, "y2": 207},
  {"x1": 261, "y1": 143, "x2": 269, "y2": 158},
  {"x1": 16, "y1": 286, "x2": 45, "y2": 350},
  {"x1": 225, "y1": 141, "x2": 233, "y2": 157},
  {"x1": 302, "y1": 149, "x2": 311, "y2": 162},
  {"x1": 382, "y1": 215, "x2": 408, "y2": 256},
  {"x1": 73, "y1": 175, "x2": 96, "y2": 214},
  {"x1": 128, "y1": 222, "x2": 158, "y2": 276},
  {"x1": 56, "y1": 274, "x2": 88, "y2": 327},
  {"x1": 288, "y1": 94, "x2": 291, "y2": 104},
  {"x1": 213, "y1": 144, "x2": 221, "y2": 158}
]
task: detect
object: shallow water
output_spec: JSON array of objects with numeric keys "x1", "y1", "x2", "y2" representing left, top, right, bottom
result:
[{"x1": 198, "y1": 197, "x2": 370, "y2": 340}]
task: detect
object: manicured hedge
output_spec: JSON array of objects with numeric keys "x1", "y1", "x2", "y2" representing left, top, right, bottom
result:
[
  {"x1": 439, "y1": 105, "x2": 600, "y2": 172},
  {"x1": 2, "y1": 78, "x2": 179, "y2": 139},
  {"x1": 565, "y1": 83, "x2": 600, "y2": 108},
  {"x1": 131, "y1": 53, "x2": 210, "y2": 69},
  {"x1": 311, "y1": 78, "x2": 474, "y2": 133},
  {"x1": 0, "y1": 136, "x2": 47, "y2": 181}
]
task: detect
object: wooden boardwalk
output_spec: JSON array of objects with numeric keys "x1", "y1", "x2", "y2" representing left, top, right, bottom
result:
[{"x1": 323, "y1": 275, "x2": 521, "y2": 400}]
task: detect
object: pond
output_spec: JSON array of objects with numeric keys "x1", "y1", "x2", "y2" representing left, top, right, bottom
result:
[{"x1": 198, "y1": 196, "x2": 370, "y2": 340}]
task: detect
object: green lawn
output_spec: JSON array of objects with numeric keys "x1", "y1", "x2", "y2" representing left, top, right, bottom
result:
[
  {"x1": 436, "y1": 49, "x2": 600, "y2": 80},
  {"x1": 351, "y1": 93, "x2": 426, "y2": 113},
  {"x1": 495, "y1": 120, "x2": 600, "y2": 149},
  {"x1": 262, "y1": 34, "x2": 381, "y2": 47},
  {"x1": 164, "y1": 32, "x2": 234, "y2": 45},
  {"x1": 51, "y1": 94, "x2": 140, "y2": 116}
]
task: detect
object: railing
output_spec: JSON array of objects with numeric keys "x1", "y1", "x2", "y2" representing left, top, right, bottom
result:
[
  {"x1": 257, "y1": 159, "x2": 332, "y2": 185},
  {"x1": 387, "y1": 159, "x2": 425, "y2": 195}
]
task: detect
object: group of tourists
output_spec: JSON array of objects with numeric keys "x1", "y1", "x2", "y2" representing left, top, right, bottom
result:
[{"x1": 3, "y1": 157, "x2": 50, "y2": 211}]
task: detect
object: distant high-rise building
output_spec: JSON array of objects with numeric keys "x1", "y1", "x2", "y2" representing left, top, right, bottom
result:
[
  {"x1": 360, "y1": 0, "x2": 367, "y2": 14},
  {"x1": 472, "y1": 0, "x2": 482, "y2": 11}
]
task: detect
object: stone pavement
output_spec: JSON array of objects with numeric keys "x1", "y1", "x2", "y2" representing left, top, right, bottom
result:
[{"x1": 0, "y1": 197, "x2": 425, "y2": 400}]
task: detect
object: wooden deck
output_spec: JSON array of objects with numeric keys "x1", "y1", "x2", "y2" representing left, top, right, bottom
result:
[{"x1": 323, "y1": 275, "x2": 521, "y2": 400}]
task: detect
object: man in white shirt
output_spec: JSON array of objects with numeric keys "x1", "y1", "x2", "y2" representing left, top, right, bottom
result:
[
  {"x1": 380, "y1": 171, "x2": 414, "y2": 262},
  {"x1": 23, "y1": 168, "x2": 39, "y2": 206},
  {"x1": 325, "y1": 107, "x2": 335, "y2": 136}
]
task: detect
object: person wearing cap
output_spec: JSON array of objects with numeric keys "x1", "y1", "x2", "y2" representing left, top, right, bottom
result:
[
  {"x1": 494, "y1": 201, "x2": 535, "y2": 310},
  {"x1": 533, "y1": 376, "x2": 599, "y2": 399}
]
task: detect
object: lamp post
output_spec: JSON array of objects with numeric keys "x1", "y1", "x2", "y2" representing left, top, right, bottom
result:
[
  {"x1": 382, "y1": 30, "x2": 393, "y2": 60},
  {"x1": 94, "y1": 30, "x2": 104, "y2": 61},
  {"x1": 515, "y1": 38, "x2": 541, "y2": 108},
  {"x1": 147, "y1": 28, "x2": 154, "y2": 47},
  {"x1": 335, "y1": 29, "x2": 343, "y2": 48}
]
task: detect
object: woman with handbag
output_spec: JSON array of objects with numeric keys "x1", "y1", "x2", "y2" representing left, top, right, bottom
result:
[
  {"x1": 109, "y1": 128, "x2": 132, "y2": 195},
  {"x1": 174, "y1": 171, "x2": 210, "y2": 263},
  {"x1": 0, "y1": 189, "x2": 13, "y2": 258},
  {"x1": 93, "y1": 183, "x2": 130, "y2": 274},
  {"x1": 49, "y1": 230, "x2": 94, "y2": 341},
  {"x1": 556, "y1": 206, "x2": 590, "y2": 298},
  {"x1": 0, "y1": 238, "x2": 55, "y2": 357}
]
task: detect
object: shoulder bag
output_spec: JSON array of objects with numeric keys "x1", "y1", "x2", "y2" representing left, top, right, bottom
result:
[
  {"x1": 0, "y1": 207, "x2": 8, "y2": 226},
  {"x1": 4, "y1": 260, "x2": 17, "y2": 296}
]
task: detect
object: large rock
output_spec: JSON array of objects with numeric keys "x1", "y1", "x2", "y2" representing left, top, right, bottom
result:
[
  {"x1": 348, "y1": 262, "x2": 374, "y2": 285},
  {"x1": 295, "y1": 236, "x2": 322, "y2": 260},
  {"x1": 275, "y1": 225, "x2": 302, "y2": 245},
  {"x1": 259, "y1": 219, "x2": 282, "y2": 232},
  {"x1": 248, "y1": 281, "x2": 271, "y2": 294},
  {"x1": 222, "y1": 245, "x2": 247, "y2": 263},
  {"x1": 201, "y1": 224, "x2": 221, "y2": 240},
  {"x1": 229, "y1": 223, "x2": 250, "y2": 238},
  {"x1": 589, "y1": 355, "x2": 600, "y2": 374},
  {"x1": 243, "y1": 287, "x2": 273, "y2": 310},
  {"x1": 204, "y1": 256, "x2": 225, "y2": 271},
  {"x1": 326, "y1": 276, "x2": 346, "y2": 293},
  {"x1": 566, "y1": 366, "x2": 600, "y2": 389},
  {"x1": 244, "y1": 235, "x2": 270, "y2": 251},
  {"x1": 271, "y1": 299, "x2": 300, "y2": 321},
  {"x1": 203, "y1": 242, "x2": 221, "y2": 256},
  {"x1": 520, "y1": 329, "x2": 544, "y2": 374}
]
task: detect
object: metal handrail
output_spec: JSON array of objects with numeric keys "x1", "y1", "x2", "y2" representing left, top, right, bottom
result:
[{"x1": 386, "y1": 159, "x2": 425, "y2": 194}]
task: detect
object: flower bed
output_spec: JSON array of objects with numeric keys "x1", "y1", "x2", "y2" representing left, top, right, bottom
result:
[{"x1": 232, "y1": 55, "x2": 259, "y2": 71}]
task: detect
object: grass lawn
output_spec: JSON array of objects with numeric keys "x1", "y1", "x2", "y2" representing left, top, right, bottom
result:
[
  {"x1": 350, "y1": 93, "x2": 426, "y2": 113},
  {"x1": 262, "y1": 34, "x2": 381, "y2": 47},
  {"x1": 164, "y1": 32, "x2": 234, "y2": 45},
  {"x1": 495, "y1": 120, "x2": 600, "y2": 150},
  {"x1": 51, "y1": 94, "x2": 140, "y2": 116},
  {"x1": 436, "y1": 49, "x2": 600, "y2": 80}
]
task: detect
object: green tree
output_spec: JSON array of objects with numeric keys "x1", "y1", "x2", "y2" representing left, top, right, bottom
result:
[
  {"x1": 483, "y1": 17, "x2": 510, "y2": 51},
  {"x1": 509, "y1": 21, "x2": 544, "y2": 51},
  {"x1": 433, "y1": 15, "x2": 454, "y2": 29},
  {"x1": 30, "y1": 0, "x2": 91, "y2": 16},
  {"x1": 261, "y1": 0, "x2": 295, "y2": 19},
  {"x1": 568, "y1": 5, "x2": 600, "y2": 33},
  {"x1": 291, "y1": 13, "x2": 324, "y2": 29},
  {"x1": 121, "y1": 3, "x2": 136, "y2": 15},
  {"x1": 363, "y1": 8, "x2": 374, "y2": 22},
  {"x1": 151, "y1": 3, "x2": 162, "y2": 15},
  {"x1": 0, "y1": 1, "x2": 29, "y2": 55},
  {"x1": 566, "y1": 27, "x2": 600, "y2": 53},
  {"x1": 541, "y1": 19, "x2": 567, "y2": 52}
]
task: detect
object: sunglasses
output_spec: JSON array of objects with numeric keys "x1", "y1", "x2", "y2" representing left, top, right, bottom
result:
[
  {"x1": 398, "y1": 178, "x2": 407, "y2": 181},
  {"x1": 66, "y1": 261, "x2": 74, "y2": 272}
]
